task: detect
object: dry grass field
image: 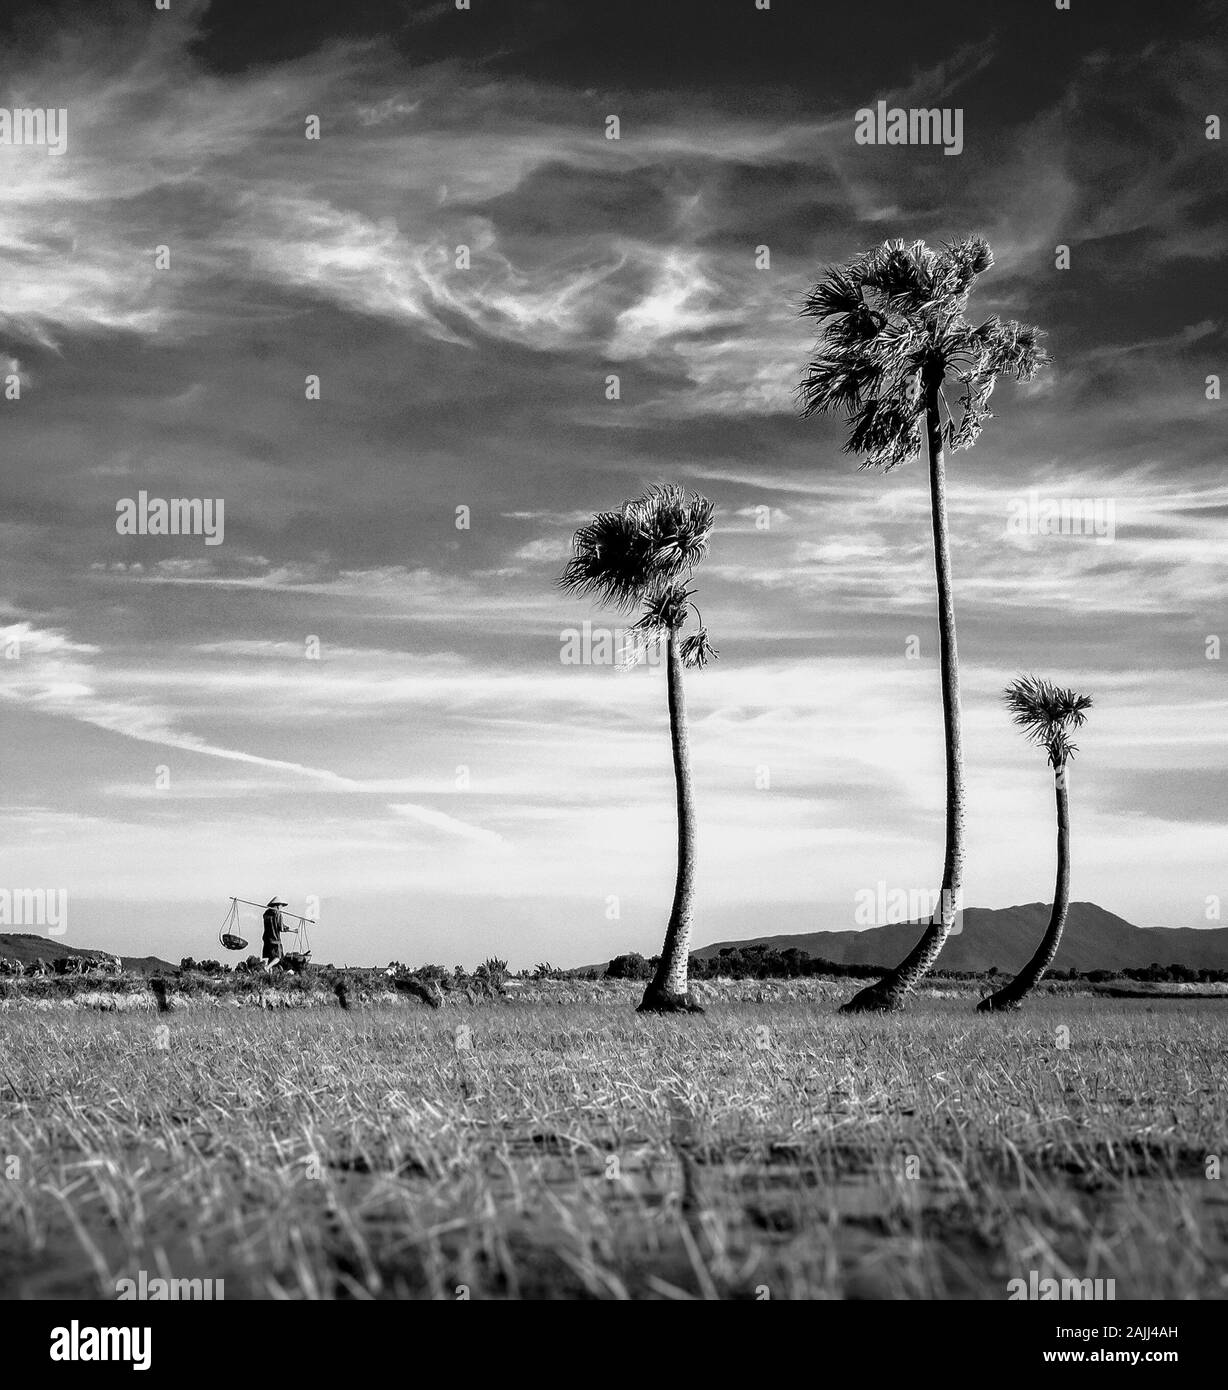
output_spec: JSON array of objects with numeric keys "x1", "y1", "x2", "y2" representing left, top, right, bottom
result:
[{"x1": 2, "y1": 981, "x2": 1226, "y2": 1299}]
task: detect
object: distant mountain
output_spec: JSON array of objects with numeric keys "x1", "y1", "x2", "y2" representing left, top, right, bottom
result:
[
  {"x1": 0, "y1": 933, "x2": 176, "y2": 975},
  {"x1": 691, "y1": 903, "x2": 1228, "y2": 974}
]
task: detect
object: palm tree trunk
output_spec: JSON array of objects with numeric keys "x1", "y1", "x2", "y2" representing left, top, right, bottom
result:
[
  {"x1": 639, "y1": 630, "x2": 703, "y2": 1014},
  {"x1": 841, "y1": 379, "x2": 966, "y2": 1012},
  {"x1": 978, "y1": 764, "x2": 1070, "y2": 1012}
]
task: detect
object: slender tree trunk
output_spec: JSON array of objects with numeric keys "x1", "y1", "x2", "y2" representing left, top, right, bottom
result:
[
  {"x1": 978, "y1": 763, "x2": 1070, "y2": 1012},
  {"x1": 841, "y1": 379, "x2": 966, "y2": 1012},
  {"x1": 639, "y1": 630, "x2": 703, "y2": 1014}
]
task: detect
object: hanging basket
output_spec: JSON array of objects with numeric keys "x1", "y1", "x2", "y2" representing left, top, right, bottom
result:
[{"x1": 220, "y1": 933, "x2": 248, "y2": 952}]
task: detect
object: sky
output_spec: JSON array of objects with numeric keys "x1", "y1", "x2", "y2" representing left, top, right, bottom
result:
[{"x1": 0, "y1": 0, "x2": 1224, "y2": 969}]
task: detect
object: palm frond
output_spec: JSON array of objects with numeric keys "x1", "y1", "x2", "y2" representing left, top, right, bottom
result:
[
  {"x1": 561, "y1": 488, "x2": 718, "y2": 662},
  {"x1": 859, "y1": 239, "x2": 939, "y2": 313},
  {"x1": 639, "y1": 484, "x2": 715, "y2": 581},
  {"x1": 559, "y1": 485, "x2": 714, "y2": 613},
  {"x1": 558, "y1": 502, "x2": 655, "y2": 612},
  {"x1": 631, "y1": 579, "x2": 693, "y2": 635},
  {"x1": 798, "y1": 234, "x2": 1048, "y2": 467},
  {"x1": 845, "y1": 396, "x2": 924, "y2": 470},
  {"x1": 1004, "y1": 674, "x2": 1094, "y2": 767},
  {"x1": 800, "y1": 267, "x2": 865, "y2": 321},
  {"x1": 679, "y1": 627, "x2": 719, "y2": 669},
  {"x1": 936, "y1": 235, "x2": 994, "y2": 297}
]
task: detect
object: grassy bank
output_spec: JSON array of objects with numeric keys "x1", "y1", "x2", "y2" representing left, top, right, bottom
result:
[{"x1": 2, "y1": 991, "x2": 1225, "y2": 1299}]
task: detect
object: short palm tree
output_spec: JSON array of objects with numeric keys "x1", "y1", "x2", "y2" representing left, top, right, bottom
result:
[
  {"x1": 560, "y1": 485, "x2": 718, "y2": 1013},
  {"x1": 978, "y1": 676, "x2": 1092, "y2": 1012},
  {"x1": 798, "y1": 235, "x2": 1049, "y2": 1012}
]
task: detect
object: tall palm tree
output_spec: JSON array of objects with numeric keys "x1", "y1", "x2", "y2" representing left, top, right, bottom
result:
[
  {"x1": 798, "y1": 235, "x2": 1049, "y2": 1012},
  {"x1": 978, "y1": 676, "x2": 1092, "y2": 1013},
  {"x1": 560, "y1": 485, "x2": 718, "y2": 1014}
]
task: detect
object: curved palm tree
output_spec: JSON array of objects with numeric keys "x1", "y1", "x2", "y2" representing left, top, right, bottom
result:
[
  {"x1": 798, "y1": 236, "x2": 1049, "y2": 1012},
  {"x1": 978, "y1": 676, "x2": 1092, "y2": 1013},
  {"x1": 560, "y1": 485, "x2": 718, "y2": 1014}
]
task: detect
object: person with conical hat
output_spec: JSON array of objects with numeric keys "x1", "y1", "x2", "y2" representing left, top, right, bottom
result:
[{"x1": 262, "y1": 898, "x2": 287, "y2": 972}]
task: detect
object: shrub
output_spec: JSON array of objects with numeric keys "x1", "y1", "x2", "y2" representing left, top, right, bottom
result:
[
  {"x1": 476, "y1": 957, "x2": 509, "y2": 990},
  {"x1": 391, "y1": 961, "x2": 449, "y2": 984},
  {"x1": 605, "y1": 953, "x2": 654, "y2": 981}
]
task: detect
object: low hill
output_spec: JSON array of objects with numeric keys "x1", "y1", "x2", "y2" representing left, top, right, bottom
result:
[
  {"x1": 690, "y1": 903, "x2": 1228, "y2": 975},
  {"x1": 0, "y1": 933, "x2": 177, "y2": 975}
]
